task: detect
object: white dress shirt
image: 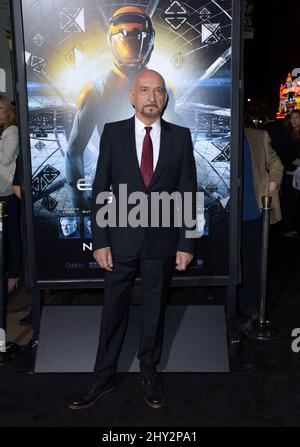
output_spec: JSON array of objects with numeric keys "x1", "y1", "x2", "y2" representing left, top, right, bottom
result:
[{"x1": 135, "y1": 116, "x2": 161, "y2": 170}]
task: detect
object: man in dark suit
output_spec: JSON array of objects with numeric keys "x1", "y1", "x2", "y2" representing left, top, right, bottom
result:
[{"x1": 69, "y1": 69, "x2": 197, "y2": 410}]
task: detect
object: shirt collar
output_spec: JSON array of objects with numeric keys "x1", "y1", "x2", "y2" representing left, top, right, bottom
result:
[{"x1": 135, "y1": 115, "x2": 161, "y2": 134}]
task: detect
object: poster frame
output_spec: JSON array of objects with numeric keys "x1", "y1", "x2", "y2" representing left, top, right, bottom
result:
[{"x1": 10, "y1": 0, "x2": 243, "y2": 290}]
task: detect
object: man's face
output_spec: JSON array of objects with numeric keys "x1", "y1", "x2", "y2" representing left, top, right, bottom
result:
[
  {"x1": 129, "y1": 71, "x2": 168, "y2": 123},
  {"x1": 86, "y1": 219, "x2": 91, "y2": 234},
  {"x1": 290, "y1": 112, "x2": 300, "y2": 130},
  {"x1": 60, "y1": 218, "x2": 77, "y2": 237}
]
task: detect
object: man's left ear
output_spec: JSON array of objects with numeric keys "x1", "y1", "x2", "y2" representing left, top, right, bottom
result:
[
  {"x1": 128, "y1": 90, "x2": 135, "y2": 107},
  {"x1": 164, "y1": 92, "x2": 168, "y2": 107},
  {"x1": 163, "y1": 93, "x2": 169, "y2": 110}
]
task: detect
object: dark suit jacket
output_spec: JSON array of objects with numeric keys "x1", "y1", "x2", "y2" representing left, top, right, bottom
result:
[{"x1": 91, "y1": 116, "x2": 197, "y2": 258}]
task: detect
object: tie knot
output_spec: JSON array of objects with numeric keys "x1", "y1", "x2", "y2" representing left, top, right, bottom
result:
[{"x1": 145, "y1": 126, "x2": 152, "y2": 134}]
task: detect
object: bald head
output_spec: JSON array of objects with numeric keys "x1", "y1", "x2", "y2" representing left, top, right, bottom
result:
[
  {"x1": 132, "y1": 69, "x2": 166, "y2": 90},
  {"x1": 129, "y1": 69, "x2": 168, "y2": 125}
]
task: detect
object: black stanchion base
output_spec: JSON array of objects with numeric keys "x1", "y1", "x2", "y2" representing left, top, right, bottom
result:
[
  {"x1": 246, "y1": 320, "x2": 280, "y2": 340},
  {"x1": 0, "y1": 342, "x2": 19, "y2": 366}
]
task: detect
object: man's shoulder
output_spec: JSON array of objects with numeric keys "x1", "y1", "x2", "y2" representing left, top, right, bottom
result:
[
  {"x1": 161, "y1": 119, "x2": 190, "y2": 134},
  {"x1": 245, "y1": 126, "x2": 268, "y2": 142},
  {"x1": 245, "y1": 127, "x2": 273, "y2": 158},
  {"x1": 2, "y1": 125, "x2": 18, "y2": 136},
  {"x1": 245, "y1": 126, "x2": 265, "y2": 135},
  {"x1": 104, "y1": 117, "x2": 134, "y2": 130}
]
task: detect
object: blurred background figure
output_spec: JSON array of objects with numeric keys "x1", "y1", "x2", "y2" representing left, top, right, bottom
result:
[
  {"x1": 11, "y1": 155, "x2": 34, "y2": 326},
  {"x1": 84, "y1": 217, "x2": 92, "y2": 239},
  {"x1": 238, "y1": 126, "x2": 283, "y2": 331},
  {"x1": 12, "y1": 155, "x2": 21, "y2": 199},
  {"x1": 0, "y1": 95, "x2": 21, "y2": 293},
  {"x1": 275, "y1": 110, "x2": 300, "y2": 237}
]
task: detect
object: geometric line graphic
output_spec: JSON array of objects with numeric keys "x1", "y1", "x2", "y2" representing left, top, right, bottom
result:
[
  {"x1": 34, "y1": 141, "x2": 46, "y2": 152},
  {"x1": 60, "y1": 8, "x2": 85, "y2": 33},
  {"x1": 170, "y1": 52, "x2": 185, "y2": 68},
  {"x1": 202, "y1": 23, "x2": 221, "y2": 43},
  {"x1": 25, "y1": 53, "x2": 47, "y2": 73},
  {"x1": 32, "y1": 165, "x2": 60, "y2": 194},
  {"x1": 211, "y1": 143, "x2": 230, "y2": 162},
  {"x1": 199, "y1": 7, "x2": 212, "y2": 21},
  {"x1": 165, "y1": 1, "x2": 188, "y2": 14},
  {"x1": 41, "y1": 195, "x2": 58, "y2": 212},
  {"x1": 164, "y1": 16, "x2": 187, "y2": 30},
  {"x1": 163, "y1": 0, "x2": 189, "y2": 30},
  {"x1": 33, "y1": 33, "x2": 45, "y2": 46}
]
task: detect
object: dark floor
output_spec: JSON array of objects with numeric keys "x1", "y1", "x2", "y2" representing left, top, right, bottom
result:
[{"x1": 1, "y1": 223, "x2": 300, "y2": 427}]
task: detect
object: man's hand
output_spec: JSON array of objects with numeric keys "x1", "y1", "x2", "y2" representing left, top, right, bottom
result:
[
  {"x1": 93, "y1": 247, "x2": 113, "y2": 272},
  {"x1": 175, "y1": 251, "x2": 194, "y2": 271},
  {"x1": 12, "y1": 185, "x2": 21, "y2": 199},
  {"x1": 268, "y1": 181, "x2": 278, "y2": 193}
]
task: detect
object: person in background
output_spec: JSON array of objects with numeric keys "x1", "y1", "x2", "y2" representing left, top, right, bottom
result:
[
  {"x1": 12, "y1": 155, "x2": 21, "y2": 199},
  {"x1": 12, "y1": 156, "x2": 75, "y2": 327},
  {"x1": 12, "y1": 155, "x2": 32, "y2": 325},
  {"x1": 84, "y1": 217, "x2": 92, "y2": 238},
  {"x1": 0, "y1": 95, "x2": 21, "y2": 293},
  {"x1": 238, "y1": 126, "x2": 283, "y2": 331},
  {"x1": 264, "y1": 115, "x2": 286, "y2": 158},
  {"x1": 276, "y1": 110, "x2": 300, "y2": 237}
]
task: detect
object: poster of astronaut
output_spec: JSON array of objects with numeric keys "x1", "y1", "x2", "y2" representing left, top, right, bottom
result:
[{"x1": 20, "y1": 0, "x2": 233, "y2": 282}]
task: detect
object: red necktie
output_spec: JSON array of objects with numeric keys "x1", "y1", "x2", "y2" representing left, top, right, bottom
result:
[{"x1": 140, "y1": 126, "x2": 153, "y2": 188}]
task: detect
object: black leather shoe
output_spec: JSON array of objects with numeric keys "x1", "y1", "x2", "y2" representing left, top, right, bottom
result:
[
  {"x1": 69, "y1": 382, "x2": 113, "y2": 410},
  {"x1": 237, "y1": 315, "x2": 253, "y2": 332},
  {"x1": 237, "y1": 308, "x2": 258, "y2": 332},
  {"x1": 141, "y1": 373, "x2": 165, "y2": 409}
]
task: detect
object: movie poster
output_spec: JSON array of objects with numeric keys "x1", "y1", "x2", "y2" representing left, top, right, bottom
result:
[{"x1": 21, "y1": 0, "x2": 232, "y2": 282}]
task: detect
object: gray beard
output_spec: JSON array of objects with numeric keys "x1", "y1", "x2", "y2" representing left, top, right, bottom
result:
[{"x1": 141, "y1": 106, "x2": 161, "y2": 118}]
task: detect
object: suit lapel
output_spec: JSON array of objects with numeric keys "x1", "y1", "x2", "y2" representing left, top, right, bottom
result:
[
  {"x1": 123, "y1": 116, "x2": 146, "y2": 190},
  {"x1": 149, "y1": 119, "x2": 173, "y2": 188}
]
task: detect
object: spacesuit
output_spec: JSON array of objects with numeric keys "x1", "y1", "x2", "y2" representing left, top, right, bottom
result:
[
  {"x1": 65, "y1": 6, "x2": 181, "y2": 210},
  {"x1": 66, "y1": 6, "x2": 154, "y2": 209}
]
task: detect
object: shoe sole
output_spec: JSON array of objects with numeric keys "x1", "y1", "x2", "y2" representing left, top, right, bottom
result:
[
  {"x1": 69, "y1": 386, "x2": 113, "y2": 410},
  {"x1": 144, "y1": 396, "x2": 165, "y2": 409}
]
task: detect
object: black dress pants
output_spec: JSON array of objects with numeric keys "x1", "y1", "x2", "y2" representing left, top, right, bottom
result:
[
  {"x1": 1, "y1": 194, "x2": 21, "y2": 278},
  {"x1": 94, "y1": 254, "x2": 175, "y2": 383},
  {"x1": 238, "y1": 217, "x2": 261, "y2": 313},
  {"x1": 281, "y1": 173, "x2": 300, "y2": 233}
]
